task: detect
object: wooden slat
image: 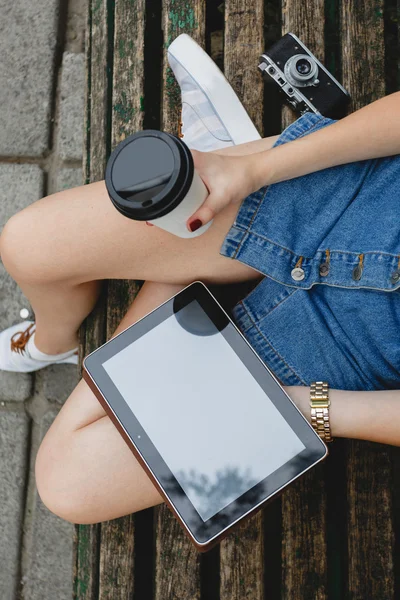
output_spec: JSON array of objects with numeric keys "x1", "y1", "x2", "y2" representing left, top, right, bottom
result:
[
  {"x1": 340, "y1": 5, "x2": 394, "y2": 597},
  {"x1": 98, "y1": 517, "x2": 135, "y2": 599},
  {"x1": 220, "y1": 515, "x2": 264, "y2": 600},
  {"x1": 75, "y1": 1, "x2": 111, "y2": 598},
  {"x1": 281, "y1": 466, "x2": 327, "y2": 599},
  {"x1": 161, "y1": 0, "x2": 205, "y2": 133},
  {"x1": 153, "y1": 3, "x2": 205, "y2": 598},
  {"x1": 98, "y1": 0, "x2": 146, "y2": 597},
  {"x1": 224, "y1": 0, "x2": 264, "y2": 134},
  {"x1": 281, "y1": 0, "x2": 324, "y2": 54},
  {"x1": 280, "y1": 2, "x2": 328, "y2": 598},
  {"x1": 219, "y1": 2, "x2": 264, "y2": 599},
  {"x1": 86, "y1": 0, "x2": 110, "y2": 182},
  {"x1": 346, "y1": 442, "x2": 394, "y2": 598},
  {"x1": 341, "y1": 0, "x2": 385, "y2": 112},
  {"x1": 111, "y1": 0, "x2": 146, "y2": 146},
  {"x1": 281, "y1": 0, "x2": 325, "y2": 128},
  {"x1": 74, "y1": 524, "x2": 101, "y2": 600},
  {"x1": 154, "y1": 509, "x2": 202, "y2": 600}
]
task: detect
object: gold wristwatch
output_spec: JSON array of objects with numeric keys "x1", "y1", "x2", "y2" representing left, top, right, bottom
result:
[{"x1": 310, "y1": 381, "x2": 333, "y2": 442}]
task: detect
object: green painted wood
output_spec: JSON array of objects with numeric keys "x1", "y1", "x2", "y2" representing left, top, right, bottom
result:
[
  {"x1": 161, "y1": 0, "x2": 205, "y2": 134},
  {"x1": 74, "y1": 524, "x2": 101, "y2": 600},
  {"x1": 112, "y1": 0, "x2": 146, "y2": 146}
]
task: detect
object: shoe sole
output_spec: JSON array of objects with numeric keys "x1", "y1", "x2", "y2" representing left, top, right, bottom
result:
[
  {"x1": 168, "y1": 34, "x2": 261, "y2": 145},
  {"x1": 58, "y1": 353, "x2": 78, "y2": 365}
]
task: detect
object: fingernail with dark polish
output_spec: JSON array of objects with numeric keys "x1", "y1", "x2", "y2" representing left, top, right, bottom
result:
[{"x1": 189, "y1": 219, "x2": 202, "y2": 232}]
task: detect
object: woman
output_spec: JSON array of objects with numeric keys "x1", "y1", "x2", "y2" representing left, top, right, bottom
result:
[{"x1": 0, "y1": 37, "x2": 399, "y2": 525}]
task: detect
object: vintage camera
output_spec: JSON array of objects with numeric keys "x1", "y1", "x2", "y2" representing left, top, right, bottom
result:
[{"x1": 258, "y1": 33, "x2": 350, "y2": 119}]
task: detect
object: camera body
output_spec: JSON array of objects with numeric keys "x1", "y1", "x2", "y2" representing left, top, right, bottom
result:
[{"x1": 258, "y1": 33, "x2": 350, "y2": 119}]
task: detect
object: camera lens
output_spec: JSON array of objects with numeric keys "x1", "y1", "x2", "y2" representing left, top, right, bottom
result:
[
  {"x1": 296, "y1": 58, "x2": 311, "y2": 75},
  {"x1": 284, "y1": 53, "x2": 318, "y2": 87}
]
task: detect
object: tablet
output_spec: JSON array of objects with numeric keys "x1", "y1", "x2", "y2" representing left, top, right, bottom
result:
[{"x1": 83, "y1": 282, "x2": 327, "y2": 551}]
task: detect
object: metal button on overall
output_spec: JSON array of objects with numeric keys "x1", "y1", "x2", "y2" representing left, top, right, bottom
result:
[
  {"x1": 319, "y1": 262, "x2": 330, "y2": 277},
  {"x1": 390, "y1": 270, "x2": 400, "y2": 285},
  {"x1": 291, "y1": 267, "x2": 305, "y2": 281},
  {"x1": 352, "y1": 265, "x2": 363, "y2": 281}
]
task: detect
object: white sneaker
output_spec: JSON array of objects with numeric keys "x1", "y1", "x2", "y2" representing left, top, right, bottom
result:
[
  {"x1": 0, "y1": 321, "x2": 78, "y2": 373},
  {"x1": 167, "y1": 34, "x2": 261, "y2": 151}
]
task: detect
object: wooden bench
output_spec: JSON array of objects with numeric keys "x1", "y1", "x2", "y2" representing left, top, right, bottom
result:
[{"x1": 74, "y1": 0, "x2": 400, "y2": 597}]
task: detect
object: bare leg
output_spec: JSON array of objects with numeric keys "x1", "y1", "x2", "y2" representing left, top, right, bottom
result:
[
  {"x1": 0, "y1": 182, "x2": 254, "y2": 354},
  {"x1": 36, "y1": 281, "x2": 191, "y2": 523},
  {"x1": 0, "y1": 135, "x2": 277, "y2": 355},
  {"x1": 0, "y1": 135, "x2": 278, "y2": 522}
]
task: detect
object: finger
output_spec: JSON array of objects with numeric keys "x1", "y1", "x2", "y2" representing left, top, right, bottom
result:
[{"x1": 187, "y1": 194, "x2": 225, "y2": 232}]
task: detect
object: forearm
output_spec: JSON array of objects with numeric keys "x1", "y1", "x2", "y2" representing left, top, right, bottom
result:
[
  {"x1": 212, "y1": 135, "x2": 280, "y2": 156},
  {"x1": 243, "y1": 92, "x2": 400, "y2": 191},
  {"x1": 286, "y1": 386, "x2": 400, "y2": 447}
]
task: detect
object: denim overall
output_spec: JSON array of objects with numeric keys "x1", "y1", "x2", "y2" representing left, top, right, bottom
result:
[{"x1": 220, "y1": 112, "x2": 400, "y2": 391}]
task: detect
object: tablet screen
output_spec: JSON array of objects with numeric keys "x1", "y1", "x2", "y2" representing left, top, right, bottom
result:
[{"x1": 103, "y1": 300, "x2": 305, "y2": 522}]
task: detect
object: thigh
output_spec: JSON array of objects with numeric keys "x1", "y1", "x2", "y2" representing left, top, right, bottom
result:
[{"x1": 12, "y1": 181, "x2": 259, "y2": 286}]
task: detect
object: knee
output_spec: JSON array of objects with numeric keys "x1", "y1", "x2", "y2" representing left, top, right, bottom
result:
[
  {"x1": 35, "y1": 431, "x2": 93, "y2": 525},
  {"x1": 1, "y1": 209, "x2": 60, "y2": 285}
]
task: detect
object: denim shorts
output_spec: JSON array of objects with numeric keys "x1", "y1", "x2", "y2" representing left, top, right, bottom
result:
[{"x1": 220, "y1": 112, "x2": 400, "y2": 391}]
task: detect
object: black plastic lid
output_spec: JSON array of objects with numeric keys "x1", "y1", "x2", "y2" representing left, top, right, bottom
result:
[{"x1": 105, "y1": 130, "x2": 194, "y2": 221}]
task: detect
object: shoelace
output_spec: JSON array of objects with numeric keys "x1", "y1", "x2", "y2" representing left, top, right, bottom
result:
[
  {"x1": 178, "y1": 111, "x2": 184, "y2": 138},
  {"x1": 10, "y1": 324, "x2": 79, "y2": 358},
  {"x1": 11, "y1": 323, "x2": 36, "y2": 354}
]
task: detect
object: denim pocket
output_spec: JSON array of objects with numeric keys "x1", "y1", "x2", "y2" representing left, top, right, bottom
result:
[
  {"x1": 238, "y1": 322, "x2": 307, "y2": 387},
  {"x1": 232, "y1": 277, "x2": 400, "y2": 391},
  {"x1": 232, "y1": 277, "x2": 307, "y2": 387}
]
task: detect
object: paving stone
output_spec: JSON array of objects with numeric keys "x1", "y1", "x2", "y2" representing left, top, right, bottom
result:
[
  {"x1": 58, "y1": 52, "x2": 85, "y2": 161},
  {"x1": 0, "y1": 164, "x2": 43, "y2": 331},
  {"x1": 0, "y1": 372, "x2": 32, "y2": 402},
  {"x1": 56, "y1": 167, "x2": 83, "y2": 192},
  {"x1": 0, "y1": 0, "x2": 59, "y2": 156},
  {"x1": 66, "y1": 0, "x2": 88, "y2": 54},
  {"x1": 36, "y1": 364, "x2": 80, "y2": 405},
  {"x1": 0, "y1": 410, "x2": 29, "y2": 598},
  {"x1": 0, "y1": 164, "x2": 44, "y2": 228},
  {"x1": 22, "y1": 410, "x2": 74, "y2": 600}
]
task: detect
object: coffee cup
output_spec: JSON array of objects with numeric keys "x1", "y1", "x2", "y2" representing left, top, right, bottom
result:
[{"x1": 105, "y1": 130, "x2": 211, "y2": 238}]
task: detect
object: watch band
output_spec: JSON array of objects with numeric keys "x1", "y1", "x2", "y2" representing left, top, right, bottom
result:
[{"x1": 310, "y1": 381, "x2": 333, "y2": 442}]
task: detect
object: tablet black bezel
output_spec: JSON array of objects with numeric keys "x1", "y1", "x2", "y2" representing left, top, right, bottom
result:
[{"x1": 84, "y1": 281, "x2": 327, "y2": 546}]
